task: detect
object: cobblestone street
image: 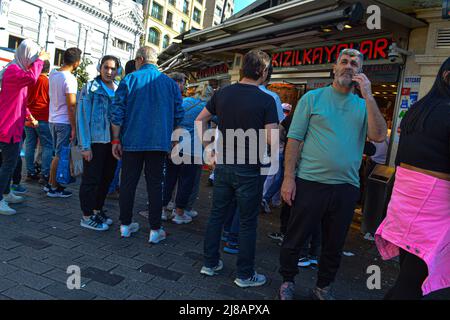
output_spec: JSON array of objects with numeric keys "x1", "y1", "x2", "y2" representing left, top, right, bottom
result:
[{"x1": 0, "y1": 170, "x2": 448, "y2": 300}]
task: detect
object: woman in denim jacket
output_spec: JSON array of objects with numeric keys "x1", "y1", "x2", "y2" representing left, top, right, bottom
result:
[{"x1": 76, "y1": 55, "x2": 121, "y2": 231}]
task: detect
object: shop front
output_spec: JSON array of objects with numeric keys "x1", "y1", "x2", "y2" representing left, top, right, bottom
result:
[{"x1": 268, "y1": 36, "x2": 401, "y2": 132}]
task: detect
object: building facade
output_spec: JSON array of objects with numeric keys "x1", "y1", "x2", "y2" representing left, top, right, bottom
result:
[
  {"x1": 388, "y1": 7, "x2": 450, "y2": 165},
  {"x1": 203, "y1": 0, "x2": 234, "y2": 28},
  {"x1": 143, "y1": 0, "x2": 206, "y2": 53},
  {"x1": 0, "y1": 0, "x2": 144, "y2": 77}
]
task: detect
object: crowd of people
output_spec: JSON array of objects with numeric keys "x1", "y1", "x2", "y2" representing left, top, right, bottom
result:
[{"x1": 0, "y1": 38, "x2": 448, "y2": 300}]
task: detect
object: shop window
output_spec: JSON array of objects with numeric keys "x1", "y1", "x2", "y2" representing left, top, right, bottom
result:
[
  {"x1": 148, "y1": 28, "x2": 161, "y2": 46},
  {"x1": 8, "y1": 35, "x2": 24, "y2": 50}
]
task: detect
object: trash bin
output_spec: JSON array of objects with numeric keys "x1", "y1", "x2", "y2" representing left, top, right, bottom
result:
[{"x1": 362, "y1": 164, "x2": 395, "y2": 235}]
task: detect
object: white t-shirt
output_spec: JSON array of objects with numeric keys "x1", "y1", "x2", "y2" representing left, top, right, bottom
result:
[{"x1": 49, "y1": 70, "x2": 78, "y2": 124}]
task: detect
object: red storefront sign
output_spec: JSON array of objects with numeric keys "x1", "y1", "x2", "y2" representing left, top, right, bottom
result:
[
  {"x1": 272, "y1": 38, "x2": 391, "y2": 68},
  {"x1": 198, "y1": 64, "x2": 229, "y2": 79}
]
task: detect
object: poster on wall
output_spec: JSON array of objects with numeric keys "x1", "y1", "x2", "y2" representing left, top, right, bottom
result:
[{"x1": 393, "y1": 76, "x2": 421, "y2": 142}]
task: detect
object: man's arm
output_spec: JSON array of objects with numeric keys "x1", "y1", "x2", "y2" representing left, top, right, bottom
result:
[
  {"x1": 365, "y1": 96, "x2": 387, "y2": 142},
  {"x1": 281, "y1": 138, "x2": 304, "y2": 206},
  {"x1": 66, "y1": 93, "x2": 77, "y2": 142},
  {"x1": 110, "y1": 78, "x2": 128, "y2": 160},
  {"x1": 195, "y1": 107, "x2": 213, "y2": 149},
  {"x1": 264, "y1": 123, "x2": 278, "y2": 146},
  {"x1": 353, "y1": 73, "x2": 387, "y2": 142}
]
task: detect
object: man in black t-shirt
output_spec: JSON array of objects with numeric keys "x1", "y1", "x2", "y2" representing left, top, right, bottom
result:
[{"x1": 196, "y1": 50, "x2": 279, "y2": 288}]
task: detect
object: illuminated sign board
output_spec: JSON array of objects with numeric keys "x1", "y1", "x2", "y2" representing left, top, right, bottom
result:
[
  {"x1": 272, "y1": 38, "x2": 392, "y2": 68},
  {"x1": 198, "y1": 64, "x2": 229, "y2": 79}
]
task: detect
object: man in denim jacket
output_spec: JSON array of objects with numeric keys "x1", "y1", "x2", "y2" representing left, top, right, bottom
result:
[
  {"x1": 77, "y1": 55, "x2": 121, "y2": 232},
  {"x1": 110, "y1": 46, "x2": 184, "y2": 243}
]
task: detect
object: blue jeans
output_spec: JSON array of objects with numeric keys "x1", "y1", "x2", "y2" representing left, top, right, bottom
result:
[
  {"x1": 203, "y1": 164, "x2": 264, "y2": 279},
  {"x1": 49, "y1": 123, "x2": 71, "y2": 157},
  {"x1": 263, "y1": 152, "x2": 284, "y2": 202},
  {"x1": 223, "y1": 198, "x2": 240, "y2": 244},
  {"x1": 24, "y1": 121, "x2": 54, "y2": 177},
  {"x1": 163, "y1": 158, "x2": 200, "y2": 209},
  {"x1": 0, "y1": 142, "x2": 20, "y2": 200},
  {"x1": 186, "y1": 165, "x2": 202, "y2": 211}
]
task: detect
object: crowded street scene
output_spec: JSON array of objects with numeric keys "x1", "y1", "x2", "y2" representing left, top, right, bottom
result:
[{"x1": 0, "y1": 0, "x2": 449, "y2": 304}]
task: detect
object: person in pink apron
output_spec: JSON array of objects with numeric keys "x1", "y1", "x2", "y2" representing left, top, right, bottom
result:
[{"x1": 376, "y1": 57, "x2": 450, "y2": 299}]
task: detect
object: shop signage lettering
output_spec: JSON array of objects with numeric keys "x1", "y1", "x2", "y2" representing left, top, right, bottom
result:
[
  {"x1": 272, "y1": 38, "x2": 391, "y2": 68},
  {"x1": 197, "y1": 64, "x2": 229, "y2": 79}
]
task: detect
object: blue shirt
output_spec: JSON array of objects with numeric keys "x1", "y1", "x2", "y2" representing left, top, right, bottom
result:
[
  {"x1": 100, "y1": 81, "x2": 116, "y2": 98},
  {"x1": 288, "y1": 85, "x2": 367, "y2": 188},
  {"x1": 177, "y1": 97, "x2": 207, "y2": 158},
  {"x1": 259, "y1": 85, "x2": 284, "y2": 121},
  {"x1": 110, "y1": 64, "x2": 184, "y2": 152}
]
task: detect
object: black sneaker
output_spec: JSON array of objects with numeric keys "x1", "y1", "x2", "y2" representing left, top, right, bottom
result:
[
  {"x1": 47, "y1": 187, "x2": 72, "y2": 198},
  {"x1": 268, "y1": 232, "x2": 284, "y2": 241},
  {"x1": 96, "y1": 210, "x2": 113, "y2": 226},
  {"x1": 80, "y1": 215, "x2": 109, "y2": 231}
]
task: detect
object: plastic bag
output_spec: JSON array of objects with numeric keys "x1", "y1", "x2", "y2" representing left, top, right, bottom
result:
[
  {"x1": 56, "y1": 145, "x2": 72, "y2": 185},
  {"x1": 70, "y1": 144, "x2": 83, "y2": 177}
]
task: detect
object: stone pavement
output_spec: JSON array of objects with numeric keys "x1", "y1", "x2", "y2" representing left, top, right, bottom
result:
[{"x1": 0, "y1": 170, "x2": 448, "y2": 300}]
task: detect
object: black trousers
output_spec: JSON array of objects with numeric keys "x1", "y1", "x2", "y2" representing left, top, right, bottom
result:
[
  {"x1": 384, "y1": 249, "x2": 429, "y2": 300},
  {"x1": 119, "y1": 151, "x2": 166, "y2": 230},
  {"x1": 163, "y1": 157, "x2": 200, "y2": 209},
  {"x1": 79, "y1": 143, "x2": 117, "y2": 216},
  {"x1": 0, "y1": 150, "x2": 22, "y2": 186},
  {"x1": 279, "y1": 178, "x2": 359, "y2": 288}
]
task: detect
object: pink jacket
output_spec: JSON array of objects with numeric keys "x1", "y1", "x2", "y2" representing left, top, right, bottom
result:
[{"x1": 0, "y1": 59, "x2": 44, "y2": 143}]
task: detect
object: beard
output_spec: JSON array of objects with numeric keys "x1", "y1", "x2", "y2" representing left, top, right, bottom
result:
[{"x1": 336, "y1": 72, "x2": 354, "y2": 88}]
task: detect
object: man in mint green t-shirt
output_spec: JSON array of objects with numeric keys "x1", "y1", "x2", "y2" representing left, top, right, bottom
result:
[{"x1": 278, "y1": 49, "x2": 387, "y2": 300}]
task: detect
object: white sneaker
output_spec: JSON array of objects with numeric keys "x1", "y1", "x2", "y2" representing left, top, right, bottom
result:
[
  {"x1": 149, "y1": 228, "x2": 167, "y2": 244},
  {"x1": 3, "y1": 192, "x2": 25, "y2": 204},
  {"x1": 185, "y1": 209, "x2": 198, "y2": 218},
  {"x1": 0, "y1": 199, "x2": 16, "y2": 216},
  {"x1": 161, "y1": 208, "x2": 174, "y2": 221},
  {"x1": 167, "y1": 201, "x2": 175, "y2": 211},
  {"x1": 172, "y1": 211, "x2": 192, "y2": 225},
  {"x1": 200, "y1": 260, "x2": 223, "y2": 276},
  {"x1": 120, "y1": 222, "x2": 139, "y2": 238}
]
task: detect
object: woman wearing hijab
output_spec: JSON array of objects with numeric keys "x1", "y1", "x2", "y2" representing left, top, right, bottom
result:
[
  {"x1": 0, "y1": 39, "x2": 50, "y2": 215},
  {"x1": 376, "y1": 57, "x2": 450, "y2": 299}
]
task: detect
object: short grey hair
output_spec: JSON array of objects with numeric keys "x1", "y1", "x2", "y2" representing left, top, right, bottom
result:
[
  {"x1": 337, "y1": 48, "x2": 364, "y2": 70},
  {"x1": 136, "y1": 46, "x2": 158, "y2": 64}
]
